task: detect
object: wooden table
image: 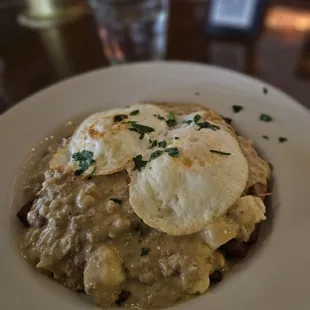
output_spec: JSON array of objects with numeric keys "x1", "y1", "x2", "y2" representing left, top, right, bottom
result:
[{"x1": 0, "y1": 1, "x2": 309, "y2": 114}]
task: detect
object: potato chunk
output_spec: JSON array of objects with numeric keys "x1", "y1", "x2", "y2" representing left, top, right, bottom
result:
[{"x1": 84, "y1": 245, "x2": 125, "y2": 307}]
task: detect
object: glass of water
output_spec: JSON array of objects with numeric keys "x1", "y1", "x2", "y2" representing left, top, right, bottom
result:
[{"x1": 89, "y1": 0, "x2": 168, "y2": 64}]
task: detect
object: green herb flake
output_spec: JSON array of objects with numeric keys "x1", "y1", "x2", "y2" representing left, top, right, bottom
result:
[
  {"x1": 232, "y1": 105, "x2": 243, "y2": 113},
  {"x1": 132, "y1": 155, "x2": 147, "y2": 172},
  {"x1": 122, "y1": 120, "x2": 137, "y2": 124},
  {"x1": 197, "y1": 122, "x2": 220, "y2": 131},
  {"x1": 158, "y1": 140, "x2": 167, "y2": 148},
  {"x1": 262, "y1": 135, "x2": 269, "y2": 140},
  {"x1": 110, "y1": 198, "x2": 122, "y2": 204},
  {"x1": 183, "y1": 119, "x2": 192, "y2": 125},
  {"x1": 166, "y1": 112, "x2": 177, "y2": 127},
  {"x1": 130, "y1": 123, "x2": 155, "y2": 134},
  {"x1": 165, "y1": 148, "x2": 179, "y2": 158},
  {"x1": 74, "y1": 169, "x2": 84, "y2": 176},
  {"x1": 210, "y1": 150, "x2": 231, "y2": 156},
  {"x1": 114, "y1": 114, "x2": 128, "y2": 122},
  {"x1": 129, "y1": 109, "x2": 139, "y2": 116},
  {"x1": 194, "y1": 114, "x2": 201, "y2": 124},
  {"x1": 153, "y1": 114, "x2": 165, "y2": 120},
  {"x1": 279, "y1": 137, "x2": 288, "y2": 143},
  {"x1": 175, "y1": 137, "x2": 179, "y2": 140},
  {"x1": 167, "y1": 111, "x2": 174, "y2": 119},
  {"x1": 150, "y1": 150, "x2": 164, "y2": 161},
  {"x1": 260, "y1": 113, "x2": 273, "y2": 122},
  {"x1": 150, "y1": 140, "x2": 158, "y2": 148},
  {"x1": 139, "y1": 133, "x2": 145, "y2": 140},
  {"x1": 72, "y1": 150, "x2": 96, "y2": 176},
  {"x1": 141, "y1": 248, "x2": 150, "y2": 256}
]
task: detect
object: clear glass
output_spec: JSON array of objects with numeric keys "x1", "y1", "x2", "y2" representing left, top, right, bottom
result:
[{"x1": 89, "y1": 0, "x2": 168, "y2": 64}]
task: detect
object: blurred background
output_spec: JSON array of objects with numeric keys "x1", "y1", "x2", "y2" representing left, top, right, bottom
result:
[{"x1": 0, "y1": 0, "x2": 309, "y2": 114}]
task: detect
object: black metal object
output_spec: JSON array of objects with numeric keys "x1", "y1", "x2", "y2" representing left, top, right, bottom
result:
[{"x1": 206, "y1": 0, "x2": 270, "y2": 40}]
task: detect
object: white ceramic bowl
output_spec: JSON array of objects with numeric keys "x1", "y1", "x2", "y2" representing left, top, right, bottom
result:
[{"x1": 1, "y1": 62, "x2": 310, "y2": 310}]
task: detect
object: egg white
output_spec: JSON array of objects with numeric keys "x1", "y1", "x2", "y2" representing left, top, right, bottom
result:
[
  {"x1": 129, "y1": 119, "x2": 248, "y2": 235},
  {"x1": 51, "y1": 106, "x2": 249, "y2": 237},
  {"x1": 67, "y1": 104, "x2": 169, "y2": 175}
]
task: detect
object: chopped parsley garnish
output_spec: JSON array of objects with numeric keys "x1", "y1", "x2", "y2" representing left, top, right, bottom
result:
[
  {"x1": 132, "y1": 123, "x2": 155, "y2": 133},
  {"x1": 279, "y1": 137, "x2": 288, "y2": 143},
  {"x1": 197, "y1": 121, "x2": 220, "y2": 131},
  {"x1": 166, "y1": 112, "x2": 177, "y2": 127},
  {"x1": 153, "y1": 114, "x2": 165, "y2": 120},
  {"x1": 72, "y1": 150, "x2": 95, "y2": 176},
  {"x1": 262, "y1": 135, "x2": 269, "y2": 140},
  {"x1": 141, "y1": 248, "x2": 150, "y2": 256},
  {"x1": 232, "y1": 105, "x2": 243, "y2": 113},
  {"x1": 129, "y1": 123, "x2": 155, "y2": 138},
  {"x1": 129, "y1": 109, "x2": 139, "y2": 116},
  {"x1": 132, "y1": 155, "x2": 147, "y2": 171},
  {"x1": 165, "y1": 148, "x2": 179, "y2": 157},
  {"x1": 150, "y1": 140, "x2": 158, "y2": 148},
  {"x1": 110, "y1": 198, "x2": 122, "y2": 204},
  {"x1": 158, "y1": 140, "x2": 167, "y2": 148},
  {"x1": 175, "y1": 137, "x2": 179, "y2": 139},
  {"x1": 183, "y1": 119, "x2": 192, "y2": 125},
  {"x1": 150, "y1": 150, "x2": 163, "y2": 161},
  {"x1": 194, "y1": 114, "x2": 201, "y2": 124},
  {"x1": 114, "y1": 114, "x2": 128, "y2": 122},
  {"x1": 263, "y1": 87, "x2": 268, "y2": 94},
  {"x1": 210, "y1": 150, "x2": 231, "y2": 155},
  {"x1": 116, "y1": 291, "x2": 131, "y2": 306},
  {"x1": 260, "y1": 113, "x2": 273, "y2": 122}
]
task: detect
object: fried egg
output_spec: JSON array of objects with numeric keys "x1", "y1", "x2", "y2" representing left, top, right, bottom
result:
[
  {"x1": 129, "y1": 114, "x2": 248, "y2": 235},
  {"x1": 64, "y1": 104, "x2": 169, "y2": 175}
]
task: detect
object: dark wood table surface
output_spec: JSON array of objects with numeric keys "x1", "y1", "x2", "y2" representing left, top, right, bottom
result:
[{"x1": 0, "y1": 0, "x2": 309, "y2": 114}]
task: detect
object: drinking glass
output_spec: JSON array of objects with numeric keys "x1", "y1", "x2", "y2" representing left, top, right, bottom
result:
[{"x1": 89, "y1": 0, "x2": 169, "y2": 64}]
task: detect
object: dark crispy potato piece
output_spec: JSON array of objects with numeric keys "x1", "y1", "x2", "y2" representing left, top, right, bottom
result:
[
  {"x1": 115, "y1": 290, "x2": 131, "y2": 306},
  {"x1": 210, "y1": 270, "x2": 223, "y2": 284},
  {"x1": 17, "y1": 201, "x2": 33, "y2": 227},
  {"x1": 211, "y1": 225, "x2": 262, "y2": 285},
  {"x1": 220, "y1": 224, "x2": 261, "y2": 258},
  {"x1": 248, "y1": 223, "x2": 261, "y2": 244},
  {"x1": 220, "y1": 239, "x2": 249, "y2": 258}
]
